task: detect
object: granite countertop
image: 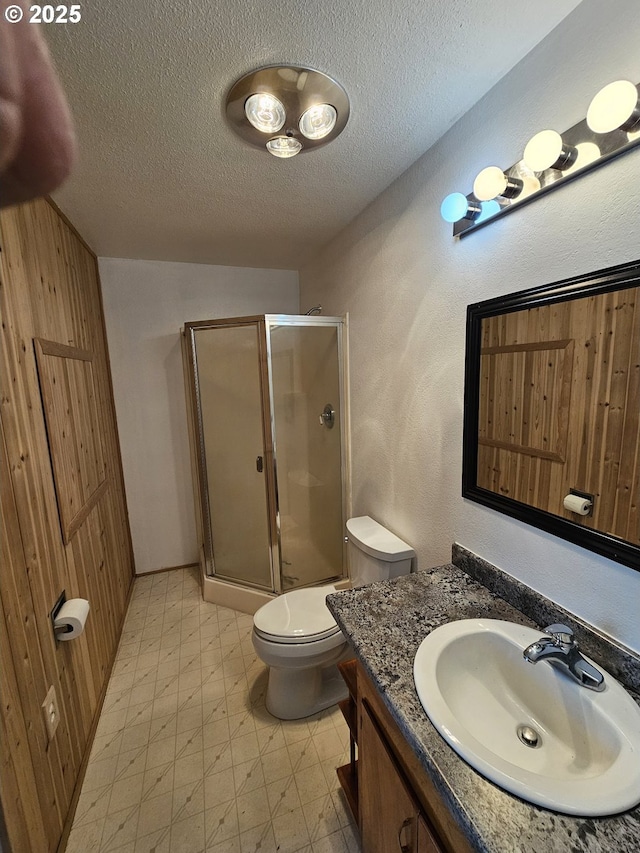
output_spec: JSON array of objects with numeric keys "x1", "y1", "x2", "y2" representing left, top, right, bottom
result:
[{"x1": 326, "y1": 562, "x2": 640, "y2": 853}]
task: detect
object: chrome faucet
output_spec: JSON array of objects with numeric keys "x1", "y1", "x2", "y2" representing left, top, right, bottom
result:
[{"x1": 523, "y1": 623, "x2": 605, "y2": 692}]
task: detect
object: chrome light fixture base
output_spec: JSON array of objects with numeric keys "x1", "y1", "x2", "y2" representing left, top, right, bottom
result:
[
  {"x1": 226, "y1": 66, "x2": 350, "y2": 157},
  {"x1": 443, "y1": 80, "x2": 640, "y2": 237}
]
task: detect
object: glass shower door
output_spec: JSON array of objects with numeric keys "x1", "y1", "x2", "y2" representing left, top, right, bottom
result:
[
  {"x1": 268, "y1": 321, "x2": 345, "y2": 589},
  {"x1": 192, "y1": 322, "x2": 273, "y2": 589}
]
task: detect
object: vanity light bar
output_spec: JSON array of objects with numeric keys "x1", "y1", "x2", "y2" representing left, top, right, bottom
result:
[{"x1": 441, "y1": 80, "x2": 640, "y2": 237}]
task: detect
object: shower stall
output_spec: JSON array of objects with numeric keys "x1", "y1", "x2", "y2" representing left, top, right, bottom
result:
[{"x1": 183, "y1": 314, "x2": 349, "y2": 606}]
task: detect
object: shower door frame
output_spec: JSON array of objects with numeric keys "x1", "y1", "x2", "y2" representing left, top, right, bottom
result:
[
  {"x1": 183, "y1": 313, "x2": 350, "y2": 595},
  {"x1": 264, "y1": 314, "x2": 350, "y2": 594},
  {"x1": 184, "y1": 316, "x2": 280, "y2": 592}
]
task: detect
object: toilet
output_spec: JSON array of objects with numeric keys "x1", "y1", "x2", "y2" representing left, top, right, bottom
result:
[{"x1": 252, "y1": 516, "x2": 415, "y2": 720}]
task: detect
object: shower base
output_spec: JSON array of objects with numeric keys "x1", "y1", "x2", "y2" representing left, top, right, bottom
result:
[{"x1": 202, "y1": 575, "x2": 351, "y2": 615}]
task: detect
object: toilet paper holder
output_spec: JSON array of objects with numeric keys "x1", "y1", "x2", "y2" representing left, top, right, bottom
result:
[
  {"x1": 51, "y1": 590, "x2": 69, "y2": 638},
  {"x1": 565, "y1": 488, "x2": 595, "y2": 517},
  {"x1": 50, "y1": 590, "x2": 90, "y2": 640}
]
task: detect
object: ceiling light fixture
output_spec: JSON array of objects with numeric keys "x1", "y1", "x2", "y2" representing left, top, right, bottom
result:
[{"x1": 226, "y1": 66, "x2": 349, "y2": 159}]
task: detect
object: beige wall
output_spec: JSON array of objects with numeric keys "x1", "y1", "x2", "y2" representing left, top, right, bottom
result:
[
  {"x1": 99, "y1": 258, "x2": 299, "y2": 573},
  {"x1": 299, "y1": 0, "x2": 640, "y2": 652}
]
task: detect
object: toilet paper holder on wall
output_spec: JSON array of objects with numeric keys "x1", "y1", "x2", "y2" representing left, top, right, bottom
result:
[
  {"x1": 50, "y1": 590, "x2": 90, "y2": 641},
  {"x1": 564, "y1": 488, "x2": 595, "y2": 518},
  {"x1": 49, "y1": 589, "x2": 67, "y2": 640},
  {"x1": 51, "y1": 590, "x2": 69, "y2": 638}
]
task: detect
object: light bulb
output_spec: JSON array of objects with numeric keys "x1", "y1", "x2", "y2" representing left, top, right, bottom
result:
[
  {"x1": 440, "y1": 193, "x2": 480, "y2": 223},
  {"x1": 299, "y1": 104, "x2": 337, "y2": 140},
  {"x1": 587, "y1": 80, "x2": 640, "y2": 134},
  {"x1": 266, "y1": 137, "x2": 302, "y2": 158},
  {"x1": 473, "y1": 166, "x2": 523, "y2": 201},
  {"x1": 523, "y1": 130, "x2": 576, "y2": 172},
  {"x1": 245, "y1": 93, "x2": 286, "y2": 134}
]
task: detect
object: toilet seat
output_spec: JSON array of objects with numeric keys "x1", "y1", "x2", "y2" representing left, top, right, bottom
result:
[{"x1": 253, "y1": 584, "x2": 340, "y2": 644}]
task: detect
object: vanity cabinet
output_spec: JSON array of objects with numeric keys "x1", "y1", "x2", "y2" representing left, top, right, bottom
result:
[
  {"x1": 338, "y1": 662, "x2": 474, "y2": 853},
  {"x1": 360, "y1": 698, "x2": 443, "y2": 852}
]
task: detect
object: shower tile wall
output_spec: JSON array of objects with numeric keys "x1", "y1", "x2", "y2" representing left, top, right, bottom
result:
[{"x1": 66, "y1": 568, "x2": 360, "y2": 853}]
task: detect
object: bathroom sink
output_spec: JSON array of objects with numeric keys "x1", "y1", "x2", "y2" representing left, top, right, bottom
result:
[{"x1": 413, "y1": 619, "x2": 640, "y2": 816}]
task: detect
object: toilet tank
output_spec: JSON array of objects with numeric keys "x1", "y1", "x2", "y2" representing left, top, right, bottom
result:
[{"x1": 346, "y1": 516, "x2": 416, "y2": 588}]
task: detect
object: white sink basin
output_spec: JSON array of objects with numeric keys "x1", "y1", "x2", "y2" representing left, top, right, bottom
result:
[{"x1": 413, "y1": 619, "x2": 640, "y2": 816}]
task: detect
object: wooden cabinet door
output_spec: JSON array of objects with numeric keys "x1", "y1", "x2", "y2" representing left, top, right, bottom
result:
[
  {"x1": 360, "y1": 697, "x2": 421, "y2": 853},
  {"x1": 417, "y1": 814, "x2": 445, "y2": 853}
]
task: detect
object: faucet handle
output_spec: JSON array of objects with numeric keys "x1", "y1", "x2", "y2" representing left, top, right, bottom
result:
[{"x1": 544, "y1": 623, "x2": 575, "y2": 646}]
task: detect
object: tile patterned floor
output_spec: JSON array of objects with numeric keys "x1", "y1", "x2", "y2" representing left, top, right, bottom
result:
[{"x1": 67, "y1": 568, "x2": 362, "y2": 853}]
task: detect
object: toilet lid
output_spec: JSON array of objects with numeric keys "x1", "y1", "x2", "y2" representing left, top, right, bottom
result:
[{"x1": 253, "y1": 585, "x2": 340, "y2": 642}]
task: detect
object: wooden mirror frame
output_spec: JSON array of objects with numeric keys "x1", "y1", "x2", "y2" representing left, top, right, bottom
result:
[{"x1": 462, "y1": 259, "x2": 640, "y2": 572}]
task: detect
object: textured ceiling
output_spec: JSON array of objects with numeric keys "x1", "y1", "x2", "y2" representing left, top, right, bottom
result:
[{"x1": 47, "y1": 0, "x2": 582, "y2": 269}]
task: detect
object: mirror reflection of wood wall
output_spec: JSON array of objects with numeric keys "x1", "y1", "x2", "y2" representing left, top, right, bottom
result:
[{"x1": 478, "y1": 287, "x2": 639, "y2": 545}]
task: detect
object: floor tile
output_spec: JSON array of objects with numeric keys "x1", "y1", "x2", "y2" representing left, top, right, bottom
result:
[
  {"x1": 101, "y1": 805, "x2": 140, "y2": 852},
  {"x1": 235, "y1": 786, "x2": 271, "y2": 833},
  {"x1": 172, "y1": 779, "x2": 205, "y2": 822},
  {"x1": 83, "y1": 755, "x2": 119, "y2": 792},
  {"x1": 303, "y1": 794, "x2": 342, "y2": 843},
  {"x1": 260, "y1": 745, "x2": 293, "y2": 784},
  {"x1": 66, "y1": 817, "x2": 105, "y2": 853},
  {"x1": 136, "y1": 792, "x2": 173, "y2": 839},
  {"x1": 266, "y1": 774, "x2": 302, "y2": 818},
  {"x1": 271, "y1": 806, "x2": 312, "y2": 852},
  {"x1": 135, "y1": 827, "x2": 171, "y2": 853},
  {"x1": 107, "y1": 771, "x2": 145, "y2": 815},
  {"x1": 142, "y1": 761, "x2": 175, "y2": 800},
  {"x1": 203, "y1": 768, "x2": 237, "y2": 809},
  {"x1": 204, "y1": 800, "x2": 239, "y2": 846},
  {"x1": 70, "y1": 568, "x2": 361, "y2": 853},
  {"x1": 206, "y1": 834, "x2": 241, "y2": 853},
  {"x1": 239, "y1": 820, "x2": 277, "y2": 853},
  {"x1": 169, "y1": 812, "x2": 205, "y2": 853},
  {"x1": 232, "y1": 758, "x2": 266, "y2": 797}
]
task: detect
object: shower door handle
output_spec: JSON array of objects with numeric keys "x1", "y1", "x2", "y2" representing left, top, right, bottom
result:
[
  {"x1": 256, "y1": 455, "x2": 264, "y2": 473},
  {"x1": 319, "y1": 404, "x2": 335, "y2": 429}
]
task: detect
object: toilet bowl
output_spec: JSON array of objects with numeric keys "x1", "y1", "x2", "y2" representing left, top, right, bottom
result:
[
  {"x1": 252, "y1": 516, "x2": 415, "y2": 720},
  {"x1": 252, "y1": 584, "x2": 349, "y2": 720}
]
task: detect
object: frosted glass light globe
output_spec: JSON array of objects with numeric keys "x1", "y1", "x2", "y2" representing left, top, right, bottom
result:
[
  {"x1": 441, "y1": 193, "x2": 472, "y2": 223},
  {"x1": 245, "y1": 93, "x2": 286, "y2": 134},
  {"x1": 266, "y1": 137, "x2": 302, "y2": 158},
  {"x1": 473, "y1": 167, "x2": 505, "y2": 200},
  {"x1": 587, "y1": 80, "x2": 639, "y2": 133},
  {"x1": 473, "y1": 166, "x2": 523, "y2": 201},
  {"x1": 524, "y1": 130, "x2": 575, "y2": 172},
  {"x1": 299, "y1": 104, "x2": 337, "y2": 140}
]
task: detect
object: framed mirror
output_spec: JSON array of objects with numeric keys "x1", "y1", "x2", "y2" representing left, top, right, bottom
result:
[{"x1": 462, "y1": 259, "x2": 640, "y2": 571}]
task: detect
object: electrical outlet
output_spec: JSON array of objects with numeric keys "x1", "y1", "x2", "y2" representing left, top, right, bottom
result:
[{"x1": 42, "y1": 685, "x2": 60, "y2": 742}]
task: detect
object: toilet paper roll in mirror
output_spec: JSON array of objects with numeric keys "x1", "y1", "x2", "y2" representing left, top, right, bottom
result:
[
  {"x1": 563, "y1": 494, "x2": 592, "y2": 516},
  {"x1": 54, "y1": 599, "x2": 90, "y2": 641}
]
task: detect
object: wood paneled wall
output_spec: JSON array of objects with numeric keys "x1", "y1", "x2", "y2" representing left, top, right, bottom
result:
[
  {"x1": 0, "y1": 199, "x2": 134, "y2": 852},
  {"x1": 478, "y1": 286, "x2": 639, "y2": 544}
]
